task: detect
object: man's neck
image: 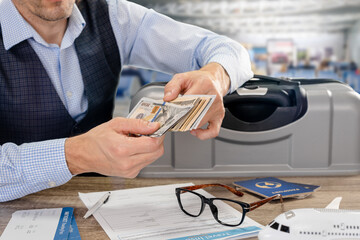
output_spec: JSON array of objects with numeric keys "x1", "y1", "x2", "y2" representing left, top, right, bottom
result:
[
  {"x1": 12, "y1": 3, "x2": 68, "y2": 46},
  {"x1": 28, "y1": 18, "x2": 68, "y2": 46}
]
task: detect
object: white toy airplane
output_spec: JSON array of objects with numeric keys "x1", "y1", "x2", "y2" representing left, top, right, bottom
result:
[{"x1": 258, "y1": 197, "x2": 360, "y2": 240}]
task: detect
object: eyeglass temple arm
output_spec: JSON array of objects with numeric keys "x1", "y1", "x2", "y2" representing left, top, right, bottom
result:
[
  {"x1": 180, "y1": 183, "x2": 244, "y2": 197},
  {"x1": 248, "y1": 194, "x2": 283, "y2": 211}
]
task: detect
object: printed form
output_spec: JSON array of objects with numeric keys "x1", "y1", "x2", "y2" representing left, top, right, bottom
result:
[
  {"x1": 0, "y1": 207, "x2": 80, "y2": 240},
  {"x1": 79, "y1": 183, "x2": 263, "y2": 240}
]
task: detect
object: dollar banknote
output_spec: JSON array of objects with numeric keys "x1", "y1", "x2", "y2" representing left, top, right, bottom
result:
[
  {"x1": 127, "y1": 95, "x2": 215, "y2": 137},
  {"x1": 127, "y1": 97, "x2": 194, "y2": 137}
]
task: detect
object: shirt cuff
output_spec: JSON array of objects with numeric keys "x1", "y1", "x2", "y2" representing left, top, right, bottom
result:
[
  {"x1": 208, "y1": 56, "x2": 254, "y2": 94},
  {"x1": 21, "y1": 138, "x2": 73, "y2": 193}
]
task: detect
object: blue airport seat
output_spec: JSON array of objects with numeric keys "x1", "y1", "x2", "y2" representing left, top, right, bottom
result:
[
  {"x1": 344, "y1": 71, "x2": 360, "y2": 93},
  {"x1": 116, "y1": 75, "x2": 135, "y2": 98},
  {"x1": 121, "y1": 68, "x2": 145, "y2": 83},
  {"x1": 137, "y1": 68, "x2": 155, "y2": 85},
  {"x1": 153, "y1": 71, "x2": 172, "y2": 82},
  {"x1": 336, "y1": 62, "x2": 351, "y2": 71},
  {"x1": 294, "y1": 69, "x2": 316, "y2": 78},
  {"x1": 355, "y1": 75, "x2": 360, "y2": 93},
  {"x1": 116, "y1": 68, "x2": 173, "y2": 99},
  {"x1": 342, "y1": 70, "x2": 355, "y2": 83},
  {"x1": 117, "y1": 68, "x2": 149, "y2": 98},
  {"x1": 317, "y1": 71, "x2": 341, "y2": 81},
  {"x1": 137, "y1": 69, "x2": 172, "y2": 83},
  {"x1": 271, "y1": 71, "x2": 294, "y2": 78}
]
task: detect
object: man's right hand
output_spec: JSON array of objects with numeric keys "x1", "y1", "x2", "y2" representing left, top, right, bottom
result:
[{"x1": 64, "y1": 118, "x2": 164, "y2": 178}]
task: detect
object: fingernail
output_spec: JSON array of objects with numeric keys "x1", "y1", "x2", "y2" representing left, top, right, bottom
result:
[
  {"x1": 165, "y1": 90, "x2": 172, "y2": 98},
  {"x1": 190, "y1": 130, "x2": 197, "y2": 136}
]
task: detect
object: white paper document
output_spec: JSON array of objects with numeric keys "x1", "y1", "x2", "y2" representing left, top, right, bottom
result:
[
  {"x1": 79, "y1": 183, "x2": 263, "y2": 240},
  {"x1": 0, "y1": 207, "x2": 80, "y2": 240}
]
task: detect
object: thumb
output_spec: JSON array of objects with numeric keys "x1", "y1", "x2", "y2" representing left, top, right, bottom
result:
[
  {"x1": 110, "y1": 118, "x2": 160, "y2": 135},
  {"x1": 163, "y1": 75, "x2": 186, "y2": 102}
]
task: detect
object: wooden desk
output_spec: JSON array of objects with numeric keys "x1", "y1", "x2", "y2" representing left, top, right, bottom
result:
[{"x1": 1, "y1": 175, "x2": 360, "y2": 239}]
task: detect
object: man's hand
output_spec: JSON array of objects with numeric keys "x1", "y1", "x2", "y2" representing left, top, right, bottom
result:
[
  {"x1": 65, "y1": 118, "x2": 165, "y2": 178},
  {"x1": 163, "y1": 62, "x2": 230, "y2": 140}
]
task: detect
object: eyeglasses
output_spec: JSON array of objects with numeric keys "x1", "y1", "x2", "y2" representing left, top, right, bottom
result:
[{"x1": 175, "y1": 183, "x2": 282, "y2": 227}]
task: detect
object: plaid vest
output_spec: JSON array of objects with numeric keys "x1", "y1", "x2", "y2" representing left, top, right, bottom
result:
[{"x1": 0, "y1": 0, "x2": 121, "y2": 145}]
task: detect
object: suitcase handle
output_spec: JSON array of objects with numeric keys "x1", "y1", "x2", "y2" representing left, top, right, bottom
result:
[
  {"x1": 251, "y1": 74, "x2": 300, "y2": 86},
  {"x1": 222, "y1": 75, "x2": 308, "y2": 131}
]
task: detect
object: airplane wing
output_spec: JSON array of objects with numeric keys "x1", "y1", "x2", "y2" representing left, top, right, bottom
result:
[{"x1": 325, "y1": 197, "x2": 342, "y2": 209}]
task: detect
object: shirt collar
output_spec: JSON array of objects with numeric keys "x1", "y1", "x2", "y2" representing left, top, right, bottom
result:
[
  {"x1": 61, "y1": 4, "x2": 86, "y2": 49},
  {"x1": 0, "y1": 0, "x2": 86, "y2": 50}
]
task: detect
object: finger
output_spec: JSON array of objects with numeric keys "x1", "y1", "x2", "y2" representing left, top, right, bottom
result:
[
  {"x1": 180, "y1": 79, "x2": 213, "y2": 96},
  {"x1": 116, "y1": 135, "x2": 163, "y2": 156},
  {"x1": 122, "y1": 146, "x2": 165, "y2": 178},
  {"x1": 104, "y1": 137, "x2": 164, "y2": 177},
  {"x1": 182, "y1": 87, "x2": 210, "y2": 96},
  {"x1": 130, "y1": 145, "x2": 164, "y2": 169},
  {"x1": 163, "y1": 74, "x2": 188, "y2": 102},
  {"x1": 195, "y1": 101, "x2": 224, "y2": 130},
  {"x1": 110, "y1": 118, "x2": 160, "y2": 135},
  {"x1": 160, "y1": 134, "x2": 166, "y2": 142},
  {"x1": 190, "y1": 120, "x2": 221, "y2": 140}
]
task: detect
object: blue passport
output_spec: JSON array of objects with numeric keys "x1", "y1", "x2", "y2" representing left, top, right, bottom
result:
[
  {"x1": 54, "y1": 207, "x2": 82, "y2": 240},
  {"x1": 233, "y1": 177, "x2": 320, "y2": 198}
]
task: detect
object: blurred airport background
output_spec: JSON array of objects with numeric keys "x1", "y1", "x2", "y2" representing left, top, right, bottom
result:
[{"x1": 114, "y1": 0, "x2": 360, "y2": 117}]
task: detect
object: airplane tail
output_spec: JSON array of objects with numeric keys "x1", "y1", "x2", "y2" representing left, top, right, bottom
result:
[{"x1": 325, "y1": 197, "x2": 342, "y2": 209}]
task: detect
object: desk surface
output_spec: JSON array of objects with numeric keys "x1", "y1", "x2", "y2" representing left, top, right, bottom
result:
[{"x1": 1, "y1": 175, "x2": 360, "y2": 239}]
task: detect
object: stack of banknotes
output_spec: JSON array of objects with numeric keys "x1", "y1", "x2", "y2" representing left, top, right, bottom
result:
[{"x1": 127, "y1": 95, "x2": 215, "y2": 137}]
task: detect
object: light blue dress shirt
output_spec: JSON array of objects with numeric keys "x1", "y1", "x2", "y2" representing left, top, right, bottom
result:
[{"x1": 0, "y1": 0, "x2": 253, "y2": 202}]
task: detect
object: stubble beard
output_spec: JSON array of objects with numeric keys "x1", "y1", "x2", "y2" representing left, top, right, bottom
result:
[
  {"x1": 14, "y1": 0, "x2": 74, "y2": 22},
  {"x1": 33, "y1": 2, "x2": 74, "y2": 22}
]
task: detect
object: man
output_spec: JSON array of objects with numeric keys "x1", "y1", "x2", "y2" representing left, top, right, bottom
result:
[{"x1": 0, "y1": 0, "x2": 253, "y2": 202}]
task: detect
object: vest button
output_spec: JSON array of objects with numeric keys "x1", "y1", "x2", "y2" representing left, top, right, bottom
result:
[{"x1": 71, "y1": 125, "x2": 82, "y2": 135}]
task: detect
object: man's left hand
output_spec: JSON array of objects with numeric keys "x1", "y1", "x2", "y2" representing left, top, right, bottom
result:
[{"x1": 163, "y1": 62, "x2": 230, "y2": 140}]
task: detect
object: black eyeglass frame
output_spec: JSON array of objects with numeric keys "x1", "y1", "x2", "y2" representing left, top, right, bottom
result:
[
  {"x1": 176, "y1": 188, "x2": 249, "y2": 226},
  {"x1": 175, "y1": 184, "x2": 282, "y2": 227}
]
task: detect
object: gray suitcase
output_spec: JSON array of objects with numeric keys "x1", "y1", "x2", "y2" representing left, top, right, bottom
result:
[{"x1": 129, "y1": 75, "x2": 360, "y2": 177}]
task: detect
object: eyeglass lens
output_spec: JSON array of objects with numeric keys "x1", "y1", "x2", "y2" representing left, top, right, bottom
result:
[
  {"x1": 178, "y1": 190, "x2": 203, "y2": 216},
  {"x1": 178, "y1": 190, "x2": 244, "y2": 226},
  {"x1": 212, "y1": 199, "x2": 244, "y2": 226}
]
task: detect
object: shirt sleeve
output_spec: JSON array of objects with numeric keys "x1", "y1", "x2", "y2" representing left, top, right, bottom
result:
[
  {"x1": 107, "y1": 0, "x2": 253, "y2": 93},
  {"x1": 0, "y1": 139, "x2": 73, "y2": 202}
]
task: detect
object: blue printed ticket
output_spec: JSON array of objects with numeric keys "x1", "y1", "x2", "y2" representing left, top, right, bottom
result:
[
  {"x1": 0, "y1": 207, "x2": 81, "y2": 240},
  {"x1": 233, "y1": 177, "x2": 320, "y2": 199}
]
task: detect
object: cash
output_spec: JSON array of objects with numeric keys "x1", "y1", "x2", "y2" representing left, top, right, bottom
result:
[{"x1": 127, "y1": 95, "x2": 215, "y2": 137}]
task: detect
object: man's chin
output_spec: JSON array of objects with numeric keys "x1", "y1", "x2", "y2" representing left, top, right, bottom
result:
[
  {"x1": 38, "y1": 14, "x2": 69, "y2": 22},
  {"x1": 36, "y1": 1, "x2": 74, "y2": 22},
  {"x1": 37, "y1": 7, "x2": 73, "y2": 22}
]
